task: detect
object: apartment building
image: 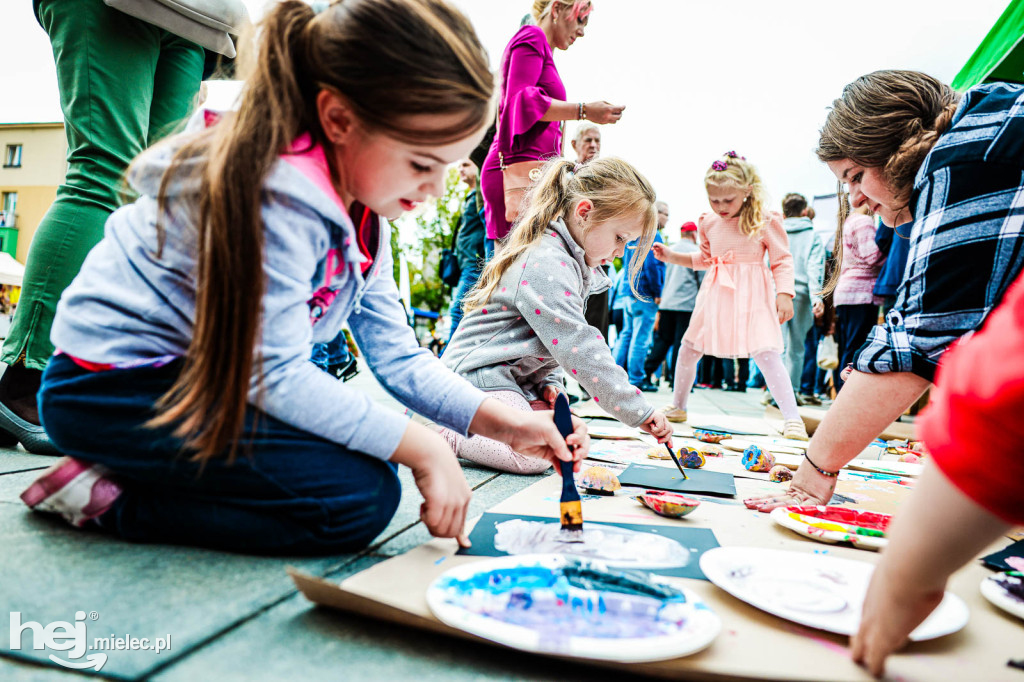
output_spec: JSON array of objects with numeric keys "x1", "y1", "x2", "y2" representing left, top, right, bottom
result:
[{"x1": 0, "y1": 122, "x2": 67, "y2": 263}]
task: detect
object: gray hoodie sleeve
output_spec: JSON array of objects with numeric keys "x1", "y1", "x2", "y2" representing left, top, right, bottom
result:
[
  {"x1": 255, "y1": 207, "x2": 485, "y2": 461},
  {"x1": 513, "y1": 246, "x2": 655, "y2": 427}
]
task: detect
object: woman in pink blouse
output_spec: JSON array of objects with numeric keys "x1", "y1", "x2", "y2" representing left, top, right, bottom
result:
[
  {"x1": 833, "y1": 206, "x2": 886, "y2": 391},
  {"x1": 480, "y1": 0, "x2": 624, "y2": 257}
]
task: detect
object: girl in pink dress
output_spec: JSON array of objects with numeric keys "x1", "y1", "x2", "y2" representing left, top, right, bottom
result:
[{"x1": 652, "y1": 152, "x2": 808, "y2": 440}]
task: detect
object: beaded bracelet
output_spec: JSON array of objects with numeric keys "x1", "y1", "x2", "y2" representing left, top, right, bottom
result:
[{"x1": 804, "y1": 451, "x2": 839, "y2": 478}]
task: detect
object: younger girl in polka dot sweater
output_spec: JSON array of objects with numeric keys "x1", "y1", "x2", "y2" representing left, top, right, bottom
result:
[{"x1": 442, "y1": 157, "x2": 673, "y2": 473}]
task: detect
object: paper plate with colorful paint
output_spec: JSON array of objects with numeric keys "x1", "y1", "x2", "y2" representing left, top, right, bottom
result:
[
  {"x1": 427, "y1": 555, "x2": 721, "y2": 662},
  {"x1": 770, "y1": 506, "x2": 891, "y2": 551},
  {"x1": 635, "y1": 490, "x2": 701, "y2": 518},
  {"x1": 980, "y1": 571, "x2": 1024, "y2": 621},
  {"x1": 699, "y1": 547, "x2": 968, "y2": 640}
]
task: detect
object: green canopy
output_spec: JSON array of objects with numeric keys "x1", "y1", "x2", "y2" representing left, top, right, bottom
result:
[{"x1": 952, "y1": 0, "x2": 1024, "y2": 90}]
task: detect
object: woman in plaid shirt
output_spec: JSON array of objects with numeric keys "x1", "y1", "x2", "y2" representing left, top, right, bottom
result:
[{"x1": 748, "y1": 70, "x2": 1024, "y2": 512}]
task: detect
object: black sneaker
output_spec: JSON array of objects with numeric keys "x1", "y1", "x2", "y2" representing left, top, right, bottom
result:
[
  {"x1": 638, "y1": 381, "x2": 660, "y2": 392},
  {"x1": 328, "y1": 356, "x2": 359, "y2": 382}
]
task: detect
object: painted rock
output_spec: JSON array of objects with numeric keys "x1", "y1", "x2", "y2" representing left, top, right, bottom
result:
[
  {"x1": 697, "y1": 443, "x2": 725, "y2": 457},
  {"x1": 742, "y1": 445, "x2": 775, "y2": 472},
  {"x1": 768, "y1": 464, "x2": 793, "y2": 482},
  {"x1": 580, "y1": 466, "x2": 621, "y2": 493},
  {"x1": 898, "y1": 453, "x2": 921, "y2": 464},
  {"x1": 680, "y1": 447, "x2": 706, "y2": 469},
  {"x1": 635, "y1": 490, "x2": 701, "y2": 518},
  {"x1": 645, "y1": 447, "x2": 672, "y2": 460},
  {"x1": 693, "y1": 428, "x2": 730, "y2": 444}
]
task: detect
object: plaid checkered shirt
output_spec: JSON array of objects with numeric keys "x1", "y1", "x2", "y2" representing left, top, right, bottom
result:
[{"x1": 855, "y1": 82, "x2": 1024, "y2": 382}]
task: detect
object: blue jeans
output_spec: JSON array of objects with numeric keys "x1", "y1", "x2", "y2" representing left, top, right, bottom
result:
[
  {"x1": 613, "y1": 298, "x2": 658, "y2": 385},
  {"x1": 311, "y1": 331, "x2": 351, "y2": 371},
  {"x1": 39, "y1": 354, "x2": 401, "y2": 555},
  {"x1": 801, "y1": 325, "x2": 828, "y2": 395},
  {"x1": 446, "y1": 260, "x2": 483, "y2": 345}
]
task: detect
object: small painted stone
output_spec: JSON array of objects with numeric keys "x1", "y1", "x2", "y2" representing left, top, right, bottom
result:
[
  {"x1": 580, "y1": 466, "x2": 621, "y2": 493},
  {"x1": 768, "y1": 464, "x2": 793, "y2": 482},
  {"x1": 635, "y1": 490, "x2": 700, "y2": 518},
  {"x1": 697, "y1": 443, "x2": 725, "y2": 457},
  {"x1": 680, "y1": 447, "x2": 706, "y2": 469},
  {"x1": 693, "y1": 428, "x2": 730, "y2": 444},
  {"x1": 898, "y1": 453, "x2": 921, "y2": 464},
  {"x1": 742, "y1": 444, "x2": 775, "y2": 472},
  {"x1": 645, "y1": 447, "x2": 672, "y2": 460}
]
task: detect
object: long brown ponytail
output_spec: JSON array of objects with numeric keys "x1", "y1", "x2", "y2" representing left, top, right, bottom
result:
[{"x1": 149, "y1": 0, "x2": 493, "y2": 463}]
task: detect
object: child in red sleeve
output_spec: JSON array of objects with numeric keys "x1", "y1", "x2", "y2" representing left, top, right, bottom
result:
[{"x1": 851, "y1": 274, "x2": 1024, "y2": 677}]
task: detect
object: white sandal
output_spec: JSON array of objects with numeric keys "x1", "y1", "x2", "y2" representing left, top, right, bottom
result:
[{"x1": 783, "y1": 419, "x2": 809, "y2": 441}]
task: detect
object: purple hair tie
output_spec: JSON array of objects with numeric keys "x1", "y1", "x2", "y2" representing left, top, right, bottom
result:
[
  {"x1": 711, "y1": 160, "x2": 728, "y2": 171},
  {"x1": 724, "y1": 150, "x2": 746, "y2": 160}
]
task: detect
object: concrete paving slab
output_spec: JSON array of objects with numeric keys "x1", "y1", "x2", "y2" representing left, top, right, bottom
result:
[
  {"x1": 0, "y1": 448, "x2": 58, "y2": 474},
  {"x1": 0, "y1": 657, "x2": 90, "y2": 682},
  {"x1": 0, "y1": 489, "x2": 372, "y2": 679}
]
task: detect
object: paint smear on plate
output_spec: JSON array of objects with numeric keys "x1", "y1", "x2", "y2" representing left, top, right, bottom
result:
[
  {"x1": 494, "y1": 520, "x2": 690, "y2": 568},
  {"x1": 434, "y1": 561, "x2": 694, "y2": 641}
]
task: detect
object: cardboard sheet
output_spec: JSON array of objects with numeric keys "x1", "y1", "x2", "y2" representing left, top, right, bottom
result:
[
  {"x1": 619, "y1": 463, "x2": 737, "y2": 497},
  {"x1": 456, "y1": 512, "x2": 720, "y2": 580},
  {"x1": 764, "y1": 404, "x2": 916, "y2": 441},
  {"x1": 982, "y1": 538, "x2": 1024, "y2": 572},
  {"x1": 292, "y1": 469, "x2": 1021, "y2": 681}
]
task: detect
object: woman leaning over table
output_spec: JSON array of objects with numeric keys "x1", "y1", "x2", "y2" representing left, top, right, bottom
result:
[
  {"x1": 479, "y1": 0, "x2": 624, "y2": 258},
  {"x1": 746, "y1": 70, "x2": 1024, "y2": 512}
]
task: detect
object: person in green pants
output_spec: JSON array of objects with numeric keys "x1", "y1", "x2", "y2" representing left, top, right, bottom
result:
[{"x1": 0, "y1": 0, "x2": 204, "y2": 453}]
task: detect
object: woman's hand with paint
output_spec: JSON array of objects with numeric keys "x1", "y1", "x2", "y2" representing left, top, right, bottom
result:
[
  {"x1": 640, "y1": 411, "x2": 673, "y2": 445},
  {"x1": 776, "y1": 293, "x2": 794, "y2": 324},
  {"x1": 743, "y1": 458, "x2": 837, "y2": 512},
  {"x1": 392, "y1": 422, "x2": 473, "y2": 547}
]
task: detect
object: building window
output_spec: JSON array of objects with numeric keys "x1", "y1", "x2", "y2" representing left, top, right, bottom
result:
[
  {"x1": 3, "y1": 145, "x2": 22, "y2": 168},
  {"x1": 1, "y1": 192, "x2": 16, "y2": 227}
]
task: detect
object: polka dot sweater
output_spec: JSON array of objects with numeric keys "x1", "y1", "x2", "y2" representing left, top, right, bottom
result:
[{"x1": 444, "y1": 218, "x2": 656, "y2": 428}]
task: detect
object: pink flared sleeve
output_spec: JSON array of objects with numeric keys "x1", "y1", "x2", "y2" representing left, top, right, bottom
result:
[
  {"x1": 684, "y1": 214, "x2": 714, "y2": 270},
  {"x1": 499, "y1": 29, "x2": 553, "y2": 150},
  {"x1": 763, "y1": 212, "x2": 795, "y2": 297}
]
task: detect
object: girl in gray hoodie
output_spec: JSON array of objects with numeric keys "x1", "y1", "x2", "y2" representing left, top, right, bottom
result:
[{"x1": 443, "y1": 158, "x2": 674, "y2": 473}]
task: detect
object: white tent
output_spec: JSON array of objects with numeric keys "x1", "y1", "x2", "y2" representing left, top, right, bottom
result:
[{"x1": 0, "y1": 252, "x2": 24, "y2": 287}]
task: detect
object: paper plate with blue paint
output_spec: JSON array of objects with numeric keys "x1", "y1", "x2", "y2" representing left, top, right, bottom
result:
[
  {"x1": 699, "y1": 547, "x2": 968, "y2": 640},
  {"x1": 426, "y1": 555, "x2": 721, "y2": 662}
]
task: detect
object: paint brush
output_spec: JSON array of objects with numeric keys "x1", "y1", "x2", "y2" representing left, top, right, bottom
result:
[
  {"x1": 664, "y1": 442, "x2": 689, "y2": 480},
  {"x1": 553, "y1": 393, "x2": 584, "y2": 543}
]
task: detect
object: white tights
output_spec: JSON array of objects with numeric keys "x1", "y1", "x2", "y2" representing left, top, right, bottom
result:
[
  {"x1": 439, "y1": 390, "x2": 552, "y2": 475},
  {"x1": 672, "y1": 343, "x2": 801, "y2": 421}
]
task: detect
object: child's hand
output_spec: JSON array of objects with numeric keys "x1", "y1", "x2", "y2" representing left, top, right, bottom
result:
[
  {"x1": 542, "y1": 384, "x2": 564, "y2": 408},
  {"x1": 813, "y1": 300, "x2": 825, "y2": 318},
  {"x1": 392, "y1": 423, "x2": 473, "y2": 547},
  {"x1": 651, "y1": 243, "x2": 685, "y2": 265},
  {"x1": 776, "y1": 294, "x2": 794, "y2": 324},
  {"x1": 640, "y1": 412, "x2": 673, "y2": 445},
  {"x1": 507, "y1": 411, "x2": 590, "y2": 471},
  {"x1": 850, "y1": 562, "x2": 945, "y2": 677},
  {"x1": 840, "y1": 363, "x2": 854, "y2": 381}
]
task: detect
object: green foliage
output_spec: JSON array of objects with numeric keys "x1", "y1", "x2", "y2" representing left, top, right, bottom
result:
[{"x1": 408, "y1": 166, "x2": 467, "y2": 314}]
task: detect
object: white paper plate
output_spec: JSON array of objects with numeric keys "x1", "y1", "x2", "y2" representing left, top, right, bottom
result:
[
  {"x1": 770, "y1": 507, "x2": 888, "y2": 551},
  {"x1": 699, "y1": 547, "x2": 968, "y2": 640},
  {"x1": 980, "y1": 572, "x2": 1024, "y2": 621},
  {"x1": 426, "y1": 554, "x2": 721, "y2": 662}
]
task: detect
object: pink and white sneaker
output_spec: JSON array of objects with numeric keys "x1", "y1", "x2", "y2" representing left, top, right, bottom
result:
[{"x1": 20, "y1": 457, "x2": 122, "y2": 528}]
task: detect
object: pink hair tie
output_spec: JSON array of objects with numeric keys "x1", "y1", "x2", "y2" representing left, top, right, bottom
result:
[
  {"x1": 711, "y1": 160, "x2": 728, "y2": 171},
  {"x1": 724, "y1": 150, "x2": 746, "y2": 160}
]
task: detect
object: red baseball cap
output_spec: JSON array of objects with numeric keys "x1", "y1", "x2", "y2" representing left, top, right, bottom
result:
[{"x1": 680, "y1": 221, "x2": 697, "y2": 232}]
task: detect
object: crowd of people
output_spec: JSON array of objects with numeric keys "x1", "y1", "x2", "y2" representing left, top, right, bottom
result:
[{"x1": 8, "y1": 0, "x2": 1024, "y2": 676}]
